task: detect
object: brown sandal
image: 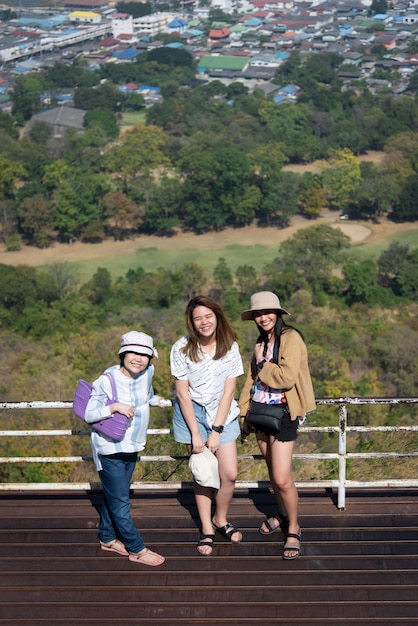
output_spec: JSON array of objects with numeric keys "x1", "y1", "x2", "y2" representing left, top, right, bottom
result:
[
  {"x1": 128, "y1": 548, "x2": 165, "y2": 566},
  {"x1": 100, "y1": 539, "x2": 128, "y2": 556}
]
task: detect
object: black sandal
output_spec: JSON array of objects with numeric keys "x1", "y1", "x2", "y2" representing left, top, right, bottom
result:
[
  {"x1": 282, "y1": 531, "x2": 302, "y2": 560},
  {"x1": 259, "y1": 512, "x2": 289, "y2": 535},
  {"x1": 212, "y1": 521, "x2": 242, "y2": 543},
  {"x1": 197, "y1": 533, "x2": 215, "y2": 556}
]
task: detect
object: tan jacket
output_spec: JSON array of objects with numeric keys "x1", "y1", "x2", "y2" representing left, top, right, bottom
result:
[{"x1": 238, "y1": 326, "x2": 316, "y2": 422}]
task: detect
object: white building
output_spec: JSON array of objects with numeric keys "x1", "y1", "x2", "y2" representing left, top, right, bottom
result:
[
  {"x1": 133, "y1": 12, "x2": 177, "y2": 37},
  {"x1": 112, "y1": 13, "x2": 133, "y2": 38}
]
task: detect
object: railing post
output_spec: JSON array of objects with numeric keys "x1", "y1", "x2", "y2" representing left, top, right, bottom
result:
[{"x1": 338, "y1": 404, "x2": 347, "y2": 509}]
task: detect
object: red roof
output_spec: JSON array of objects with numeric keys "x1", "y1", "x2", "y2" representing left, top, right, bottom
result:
[
  {"x1": 124, "y1": 82, "x2": 138, "y2": 91},
  {"x1": 99, "y1": 37, "x2": 119, "y2": 46},
  {"x1": 11, "y1": 30, "x2": 40, "y2": 38},
  {"x1": 208, "y1": 27, "x2": 230, "y2": 39}
]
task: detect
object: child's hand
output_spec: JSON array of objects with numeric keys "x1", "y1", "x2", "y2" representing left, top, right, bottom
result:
[
  {"x1": 157, "y1": 397, "x2": 172, "y2": 408},
  {"x1": 111, "y1": 403, "x2": 134, "y2": 418}
]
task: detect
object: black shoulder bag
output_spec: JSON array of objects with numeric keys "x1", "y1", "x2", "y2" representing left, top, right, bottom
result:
[{"x1": 246, "y1": 400, "x2": 288, "y2": 435}]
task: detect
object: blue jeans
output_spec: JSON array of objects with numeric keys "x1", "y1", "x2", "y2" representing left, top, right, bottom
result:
[{"x1": 98, "y1": 452, "x2": 145, "y2": 554}]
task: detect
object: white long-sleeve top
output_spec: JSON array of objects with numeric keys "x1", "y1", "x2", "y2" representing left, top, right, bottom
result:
[{"x1": 85, "y1": 364, "x2": 158, "y2": 470}]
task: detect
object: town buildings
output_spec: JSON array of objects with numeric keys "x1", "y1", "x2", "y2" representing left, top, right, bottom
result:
[{"x1": 1, "y1": 0, "x2": 418, "y2": 112}]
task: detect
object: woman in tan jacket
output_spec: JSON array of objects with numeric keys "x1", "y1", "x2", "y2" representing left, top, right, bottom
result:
[{"x1": 239, "y1": 291, "x2": 315, "y2": 560}]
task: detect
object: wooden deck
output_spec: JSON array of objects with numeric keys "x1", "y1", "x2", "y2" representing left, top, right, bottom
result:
[{"x1": 1, "y1": 486, "x2": 418, "y2": 625}]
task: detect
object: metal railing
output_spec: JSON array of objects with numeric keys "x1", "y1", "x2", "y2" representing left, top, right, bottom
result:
[{"x1": 1, "y1": 397, "x2": 418, "y2": 509}]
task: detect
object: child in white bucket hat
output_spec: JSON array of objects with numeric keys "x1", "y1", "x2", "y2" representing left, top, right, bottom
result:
[{"x1": 85, "y1": 330, "x2": 170, "y2": 567}]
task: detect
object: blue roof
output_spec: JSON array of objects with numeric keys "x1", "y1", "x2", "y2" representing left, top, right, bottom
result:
[
  {"x1": 18, "y1": 15, "x2": 67, "y2": 27},
  {"x1": 168, "y1": 17, "x2": 187, "y2": 27},
  {"x1": 113, "y1": 48, "x2": 140, "y2": 60},
  {"x1": 244, "y1": 17, "x2": 262, "y2": 26},
  {"x1": 165, "y1": 42, "x2": 184, "y2": 48},
  {"x1": 273, "y1": 94, "x2": 286, "y2": 104},
  {"x1": 280, "y1": 84, "x2": 298, "y2": 94},
  {"x1": 138, "y1": 85, "x2": 161, "y2": 92}
]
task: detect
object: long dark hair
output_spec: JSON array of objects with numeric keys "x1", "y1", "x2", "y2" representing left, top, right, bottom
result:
[
  {"x1": 255, "y1": 315, "x2": 304, "y2": 363},
  {"x1": 256, "y1": 317, "x2": 286, "y2": 364},
  {"x1": 182, "y1": 295, "x2": 237, "y2": 363}
]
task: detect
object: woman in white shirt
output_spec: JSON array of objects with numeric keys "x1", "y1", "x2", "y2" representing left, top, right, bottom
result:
[{"x1": 171, "y1": 296, "x2": 244, "y2": 556}]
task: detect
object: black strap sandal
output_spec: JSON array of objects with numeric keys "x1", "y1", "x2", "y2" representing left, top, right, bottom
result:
[
  {"x1": 282, "y1": 531, "x2": 302, "y2": 560},
  {"x1": 213, "y1": 521, "x2": 242, "y2": 543},
  {"x1": 197, "y1": 533, "x2": 215, "y2": 556},
  {"x1": 259, "y1": 512, "x2": 289, "y2": 535}
]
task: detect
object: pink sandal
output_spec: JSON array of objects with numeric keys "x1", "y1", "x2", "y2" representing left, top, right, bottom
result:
[
  {"x1": 128, "y1": 548, "x2": 165, "y2": 566},
  {"x1": 100, "y1": 539, "x2": 128, "y2": 556}
]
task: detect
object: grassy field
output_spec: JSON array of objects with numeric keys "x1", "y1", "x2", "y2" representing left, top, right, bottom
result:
[
  {"x1": 345, "y1": 224, "x2": 418, "y2": 261},
  {"x1": 120, "y1": 112, "x2": 147, "y2": 126},
  {"x1": 69, "y1": 242, "x2": 279, "y2": 282},
  {"x1": 1, "y1": 216, "x2": 417, "y2": 283}
]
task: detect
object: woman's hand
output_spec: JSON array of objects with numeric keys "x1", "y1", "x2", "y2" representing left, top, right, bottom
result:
[
  {"x1": 191, "y1": 433, "x2": 206, "y2": 454},
  {"x1": 240, "y1": 416, "x2": 250, "y2": 443},
  {"x1": 254, "y1": 342, "x2": 265, "y2": 362},
  {"x1": 207, "y1": 430, "x2": 220, "y2": 453}
]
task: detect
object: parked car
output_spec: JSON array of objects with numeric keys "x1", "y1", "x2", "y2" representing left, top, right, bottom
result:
[{"x1": 339, "y1": 214, "x2": 349, "y2": 220}]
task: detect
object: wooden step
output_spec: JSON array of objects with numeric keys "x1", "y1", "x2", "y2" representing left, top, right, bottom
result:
[{"x1": 0, "y1": 487, "x2": 417, "y2": 625}]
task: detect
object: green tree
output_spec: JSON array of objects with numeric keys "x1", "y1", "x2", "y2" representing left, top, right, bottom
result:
[
  {"x1": 320, "y1": 148, "x2": 361, "y2": 209},
  {"x1": 370, "y1": 0, "x2": 387, "y2": 13},
  {"x1": 11, "y1": 74, "x2": 46, "y2": 123},
  {"x1": 28, "y1": 120, "x2": 53, "y2": 146},
  {"x1": 394, "y1": 248, "x2": 418, "y2": 299},
  {"x1": 104, "y1": 124, "x2": 170, "y2": 194},
  {"x1": 181, "y1": 263, "x2": 206, "y2": 300},
  {"x1": 0, "y1": 110, "x2": 19, "y2": 139},
  {"x1": 17, "y1": 195, "x2": 54, "y2": 248},
  {"x1": 393, "y1": 176, "x2": 418, "y2": 221},
  {"x1": 342, "y1": 259, "x2": 380, "y2": 305},
  {"x1": 235, "y1": 265, "x2": 258, "y2": 298},
  {"x1": 73, "y1": 82, "x2": 122, "y2": 112},
  {"x1": 213, "y1": 257, "x2": 233, "y2": 290},
  {"x1": 265, "y1": 224, "x2": 351, "y2": 296},
  {"x1": 103, "y1": 190, "x2": 144, "y2": 240},
  {"x1": 0, "y1": 154, "x2": 26, "y2": 200},
  {"x1": 377, "y1": 241, "x2": 410, "y2": 288},
  {"x1": 80, "y1": 267, "x2": 112, "y2": 306},
  {"x1": 141, "y1": 175, "x2": 183, "y2": 235},
  {"x1": 177, "y1": 138, "x2": 252, "y2": 231},
  {"x1": 83, "y1": 109, "x2": 119, "y2": 141}
]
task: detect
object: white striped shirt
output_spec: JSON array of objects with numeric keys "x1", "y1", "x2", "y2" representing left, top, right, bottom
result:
[
  {"x1": 85, "y1": 364, "x2": 157, "y2": 470},
  {"x1": 170, "y1": 337, "x2": 244, "y2": 426}
]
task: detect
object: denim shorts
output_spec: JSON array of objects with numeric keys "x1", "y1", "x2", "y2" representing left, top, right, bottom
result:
[{"x1": 173, "y1": 399, "x2": 240, "y2": 445}]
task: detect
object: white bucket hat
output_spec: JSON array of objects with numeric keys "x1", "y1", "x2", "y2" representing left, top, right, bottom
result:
[
  {"x1": 241, "y1": 291, "x2": 290, "y2": 320},
  {"x1": 188, "y1": 447, "x2": 220, "y2": 489},
  {"x1": 118, "y1": 331, "x2": 159, "y2": 358}
]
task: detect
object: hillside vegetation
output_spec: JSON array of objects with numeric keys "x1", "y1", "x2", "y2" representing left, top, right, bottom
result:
[{"x1": 1, "y1": 47, "x2": 418, "y2": 485}]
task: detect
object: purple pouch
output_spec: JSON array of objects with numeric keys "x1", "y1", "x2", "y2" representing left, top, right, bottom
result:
[{"x1": 73, "y1": 372, "x2": 129, "y2": 442}]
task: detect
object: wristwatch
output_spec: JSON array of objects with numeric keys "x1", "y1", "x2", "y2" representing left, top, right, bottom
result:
[{"x1": 212, "y1": 424, "x2": 224, "y2": 433}]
